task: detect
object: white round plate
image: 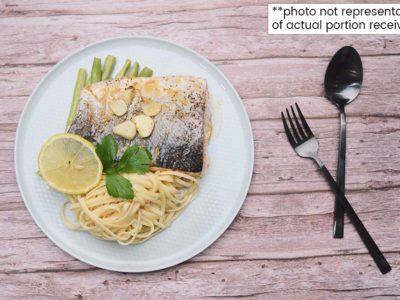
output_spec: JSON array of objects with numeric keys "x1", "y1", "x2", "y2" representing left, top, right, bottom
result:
[{"x1": 15, "y1": 36, "x2": 254, "y2": 272}]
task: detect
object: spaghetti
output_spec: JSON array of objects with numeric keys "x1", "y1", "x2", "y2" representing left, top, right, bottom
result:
[{"x1": 62, "y1": 170, "x2": 199, "y2": 245}]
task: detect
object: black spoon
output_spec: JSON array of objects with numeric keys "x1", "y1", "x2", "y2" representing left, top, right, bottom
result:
[{"x1": 324, "y1": 46, "x2": 363, "y2": 238}]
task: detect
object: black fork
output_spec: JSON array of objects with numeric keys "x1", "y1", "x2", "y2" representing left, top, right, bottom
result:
[{"x1": 281, "y1": 103, "x2": 391, "y2": 275}]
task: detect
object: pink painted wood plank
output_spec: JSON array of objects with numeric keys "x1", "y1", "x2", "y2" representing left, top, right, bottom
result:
[
  {"x1": 2, "y1": 254, "x2": 400, "y2": 299},
  {"x1": 3, "y1": 92, "x2": 400, "y2": 126},
  {"x1": 1, "y1": 188, "x2": 399, "y2": 274},
  {"x1": 2, "y1": 56, "x2": 400, "y2": 124},
  {"x1": 1, "y1": 0, "x2": 400, "y2": 64},
  {"x1": 5, "y1": 115, "x2": 400, "y2": 195}
]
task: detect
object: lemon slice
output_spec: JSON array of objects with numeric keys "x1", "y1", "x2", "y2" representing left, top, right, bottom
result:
[{"x1": 38, "y1": 133, "x2": 102, "y2": 194}]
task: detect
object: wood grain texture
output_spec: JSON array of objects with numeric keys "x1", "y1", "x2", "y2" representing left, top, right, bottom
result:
[
  {"x1": 2, "y1": 254, "x2": 400, "y2": 299},
  {"x1": 1, "y1": 0, "x2": 400, "y2": 298}
]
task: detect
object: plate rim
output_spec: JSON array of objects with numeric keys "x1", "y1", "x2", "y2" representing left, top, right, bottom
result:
[{"x1": 14, "y1": 35, "x2": 254, "y2": 272}]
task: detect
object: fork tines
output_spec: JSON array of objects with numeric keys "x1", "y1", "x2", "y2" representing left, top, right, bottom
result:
[{"x1": 281, "y1": 103, "x2": 314, "y2": 147}]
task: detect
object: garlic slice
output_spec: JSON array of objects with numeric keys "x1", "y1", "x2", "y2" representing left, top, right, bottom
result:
[
  {"x1": 141, "y1": 100, "x2": 162, "y2": 117},
  {"x1": 132, "y1": 114, "x2": 155, "y2": 138},
  {"x1": 113, "y1": 121, "x2": 136, "y2": 140},
  {"x1": 110, "y1": 99, "x2": 128, "y2": 116}
]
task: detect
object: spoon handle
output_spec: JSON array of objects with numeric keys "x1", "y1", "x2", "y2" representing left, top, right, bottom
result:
[{"x1": 333, "y1": 109, "x2": 346, "y2": 238}]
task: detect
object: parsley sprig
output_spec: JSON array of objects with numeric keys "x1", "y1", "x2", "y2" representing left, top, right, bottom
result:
[{"x1": 95, "y1": 134, "x2": 152, "y2": 199}]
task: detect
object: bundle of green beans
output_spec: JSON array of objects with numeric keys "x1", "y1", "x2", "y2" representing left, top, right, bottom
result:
[{"x1": 65, "y1": 55, "x2": 154, "y2": 130}]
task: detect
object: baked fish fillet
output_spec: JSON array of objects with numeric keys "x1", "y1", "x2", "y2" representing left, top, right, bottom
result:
[{"x1": 68, "y1": 76, "x2": 209, "y2": 174}]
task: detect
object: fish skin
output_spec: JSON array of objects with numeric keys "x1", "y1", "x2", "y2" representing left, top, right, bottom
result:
[{"x1": 68, "y1": 76, "x2": 209, "y2": 174}]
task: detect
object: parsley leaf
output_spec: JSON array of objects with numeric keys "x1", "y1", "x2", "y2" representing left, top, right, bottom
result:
[
  {"x1": 94, "y1": 135, "x2": 153, "y2": 200},
  {"x1": 105, "y1": 173, "x2": 134, "y2": 199},
  {"x1": 117, "y1": 145, "x2": 152, "y2": 174},
  {"x1": 95, "y1": 134, "x2": 118, "y2": 170}
]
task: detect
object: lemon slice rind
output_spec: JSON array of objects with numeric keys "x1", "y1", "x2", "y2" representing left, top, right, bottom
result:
[{"x1": 38, "y1": 133, "x2": 102, "y2": 195}]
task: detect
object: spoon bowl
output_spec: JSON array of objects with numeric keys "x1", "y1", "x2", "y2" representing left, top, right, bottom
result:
[{"x1": 324, "y1": 46, "x2": 363, "y2": 108}]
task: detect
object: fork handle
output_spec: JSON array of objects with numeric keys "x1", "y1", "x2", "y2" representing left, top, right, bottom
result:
[{"x1": 319, "y1": 165, "x2": 391, "y2": 274}]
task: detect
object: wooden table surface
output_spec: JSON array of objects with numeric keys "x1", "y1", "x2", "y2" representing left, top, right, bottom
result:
[{"x1": 1, "y1": 0, "x2": 400, "y2": 298}]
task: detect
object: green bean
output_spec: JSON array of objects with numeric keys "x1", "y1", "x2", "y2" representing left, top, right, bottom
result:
[
  {"x1": 127, "y1": 61, "x2": 140, "y2": 77},
  {"x1": 115, "y1": 59, "x2": 131, "y2": 79},
  {"x1": 66, "y1": 68, "x2": 86, "y2": 130},
  {"x1": 90, "y1": 57, "x2": 102, "y2": 84},
  {"x1": 138, "y1": 67, "x2": 153, "y2": 77},
  {"x1": 101, "y1": 55, "x2": 116, "y2": 80}
]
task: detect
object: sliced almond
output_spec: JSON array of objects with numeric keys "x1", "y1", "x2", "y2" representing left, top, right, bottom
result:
[
  {"x1": 142, "y1": 79, "x2": 163, "y2": 97},
  {"x1": 141, "y1": 100, "x2": 162, "y2": 117},
  {"x1": 119, "y1": 89, "x2": 134, "y2": 104},
  {"x1": 110, "y1": 99, "x2": 128, "y2": 116},
  {"x1": 113, "y1": 121, "x2": 136, "y2": 140},
  {"x1": 108, "y1": 85, "x2": 121, "y2": 98},
  {"x1": 132, "y1": 114, "x2": 154, "y2": 138}
]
